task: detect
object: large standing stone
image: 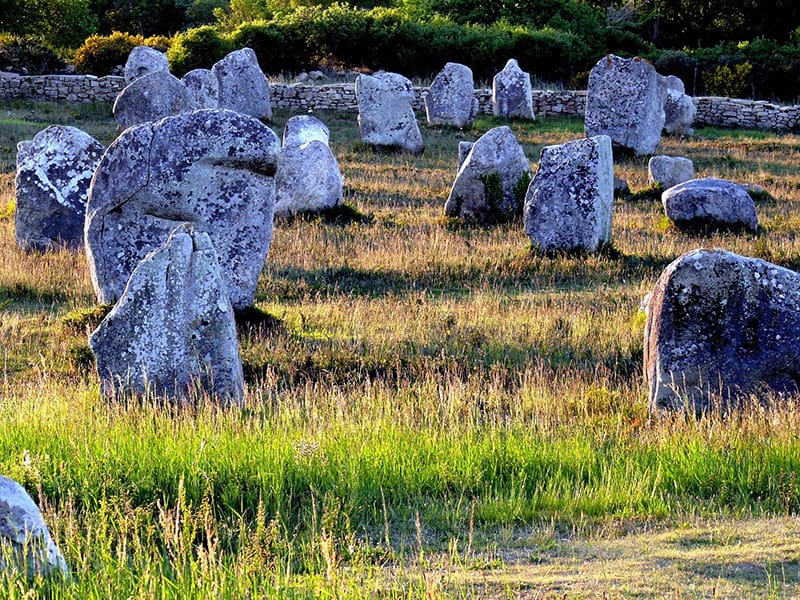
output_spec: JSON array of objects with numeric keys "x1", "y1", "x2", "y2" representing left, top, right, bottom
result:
[
  {"x1": 283, "y1": 115, "x2": 330, "y2": 148},
  {"x1": 524, "y1": 135, "x2": 614, "y2": 252},
  {"x1": 662, "y1": 177, "x2": 758, "y2": 232},
  {"x1": 425, "y1": 62, "x2": 479, "y2": 128},
  {"x1": 90, "y1": 225, "x2": 244, "y2": 403},
  {"x1": 14, "y1": 125, "x2": 104, "y2": 251},
  {"x1": 212, "y1": 48, "x2": 272, "y2": 120},
  {"x1": 645, "y1": 249, "x2": 800, "y2": 412},
  {"x1": 85, "y1": 109, "x2": 280, "y2": 310},
  {"x1": 585, "y1": 54, "x2": 667, "y2": 155},
  {"x1": 113, "y1": 71, "x2": 198, "y2": 131},
  {"x1": 492, "y1": 59, "x2": 535, "y2": 120},
  {"x1": 124, "y1": 46, "x2": 169, "y2": 85},
  {"x1": 0, "y1": 476, "x2": 68, "y2": 578},
  {"x1": 648, "y1": 155, "x2": 694, "y2": 188},
  {"x1": 662, "y1": 75, "x2": 696, "y2": 136},
  {"x1": 274, "y1": 141, "x2": 343, "y2": 217},
  {"x1": 444, "y1": 126, "x2": 531, "y2": 222},
  {"x1": 355, "y1": 73, "x2": 424, "y2": 155},
  {"x1": 181, "y1": 68, "x2": 219, "y2": 109}
]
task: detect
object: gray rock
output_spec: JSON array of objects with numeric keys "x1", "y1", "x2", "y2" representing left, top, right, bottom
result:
[
  {"x1": 585, "y1": 55, "x2": 667, "y2": 155},
  {"x1": 85, "y1": 109, "x2": 280, "y2": 310},
  {"x1": 425, "y1": 62, "x2": 479, "y2": 128},
  {"x1": 662, "y1": 177, "x2": 758, "y2": 232},
  {"x1": 274, "y1": 140, "x2": 343, "y2": 217},
  {"x1": 309, "y1": 70, "x2": 325, "y2": 81},
  {"x1": 613, "y1": 176, "x2": 630, "y2": 195},
  {"x1": 181, "y1": 68, "x2": 219, "y2": 109},
  {"x1": 645, "y1": 249, "x2": 800, "y2": 412},
  {"x1": 457, "y1": 141, "x2": 474, "y2": 169},
  {"x1": 648, "y1": 155, "x2": 694, "y2": 188},
  {"x1": 90, "y1": 224, "x2": 244, "y2": 403},
  {"x1": 113, "y1": 71, "x2": 198, "y2": 131},
  {"x1": 524, "y1": 135, "x2": 614, "y2": 252},
  {"x1": 212, "y1": 48, "x2": 272, "y2": 120},
  {"x1": 283, "y1": 115, "x2": 330, "y2": 148},
  {"x1": 662, "y1": 75, "x2": 696, "y2": 136},
  {"x1": 124, "y1": 46, "x2": 169, "y2": 85},
  {"x1": 0, "y1": 475, "x2": 68, "y2": 578},
  {"x1": 492, "y1": 59, "x2": 534, "y2": 120},
  {"x1": 355, "y1": 73, "x2": 424, "y2": 154},
  {"x1": 14, "y1": 125, "x2": 104, "y2": 251},
  {"x1": 445, "y1": 126, "x2": 531, "y2": 222}
]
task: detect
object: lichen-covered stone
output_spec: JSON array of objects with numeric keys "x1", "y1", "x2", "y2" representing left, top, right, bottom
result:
[
  {"x1": 113, "y1": 71, "x2": 198, "y2": 131},
  {"x1": 445, "y1": 126, "x2": 531, "y2": 222},
  {"x1": 457, "y1": 141, "x2": 474, "y2": 169},
  {"x1": 124, "y1": 46, "x2": 169, "y2": 85},
  {"x1": 645, "y1": 249, "x2": 800, "y2": 412},
  {"x1": 355, "y1": 73, "x2": 423, "y2": 154},
  {"x1": 274, "y1": 140, "x2": 343, "y2": 217},
  {"x1": 425, "y1": 62, "x2": 479, "y2": 128},
  {"x1": 181, "y1": 68, "x2": 219, "y2": 109},
  {"x1": 662, "y1": 177, "x2": 758, "y2": 232},
  {"x1": 283, "y1": 115, "x2": 330, "y2": 148},
  {"x1": 585, "y1": 55, "x2": 666, "y2": 155},
  {"x1": 648, "y1": 155, "x2": 694, "y2": 188},
  {"x1": 85, "y1": 109, "x2": 280, "y2": 310},
  {"x1": 492, "y1": 59, "x2": 534, "y2": 120},
  {"x1": 662, "y1": 75, "x2": 696, "y2": 136},
  {"x1": 0, "y1": 476, "x2": 68, "y2": 578},
  {"x1": 212, "y1": 48, "x2": 272, "y2": 120},
  {"x1": 524, "y1": 135, "x2": 614, "y2": 252},
  {"x1": 14, "y1": 125, "x2": 104, "y2": 250},
  {"x1": 90, "y1": 225, "x2": 244, "y2": 403}
]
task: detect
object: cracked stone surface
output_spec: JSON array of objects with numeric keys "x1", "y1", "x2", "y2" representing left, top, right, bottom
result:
[
  {"x1": 124, "y1": 46, "x2": 169, "y2": 85},
  {"x1": 113, "y1": 70, "x2": 199, "y2": 131},
  {"x1": 356, "y1": 72, "x2": 423, "y2": 154},
  {"x1": 425, "y1": 62, "x2": 479, "y2": 128},
  {"x1": 492, "y1": 59, "x2": 535, "y2": 120},
  {"x1": 85, "y1": 108, "x2": 280, "y2": 310},
  {"x1": 212, "y1": 48, "x2": 272, "y2": 120}
]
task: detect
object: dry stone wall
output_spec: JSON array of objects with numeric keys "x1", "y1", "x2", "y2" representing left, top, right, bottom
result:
[{"x1": 2, "y1": 72, "x2": 799, "y2": 132}]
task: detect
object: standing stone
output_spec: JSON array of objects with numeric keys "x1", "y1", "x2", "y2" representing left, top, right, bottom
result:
[
  {"x1": 14, "y1": 125, "x2": 104, "y2": 251},
  {"x1": 445, "y1": 126, "x2": 531, "y2": 222},
  {"x1": 662, "y1": 177, "x2": 758, "y2": 232},
  {"x1": 113, "y1": 71, "x2": 198, "y2": 131},
  {"x1": 585, "y1": 54, "x2": 667, "y2": 156},
  {"x1": 662, "y1": 75, "x2": 696, "y2": 136},
  {"x1": 645, "y1": 249, "x2": 800, "y2": 412},
  {"x1": 492, "y1": 59, "x2": 535, "y2": 120},
  {"x1": 355, "y1": 73, "x2": 424, "y2": 154},
  {"x1": 124, "y1": 46, "x2": 169, "y2": 85},
  {"x1": 274, "y1": 141, "x2": 343, "y2": 217},
  {"x1": 90, "y1": 225, "x2": 244, "y2": 403},
  {"x1": 85, "y1": 109, "x2": 280, "y2": 310},
  {"x1": 181, "y1": 68, "x2": 219, "y2": 109},
  {"x1": 457, "y1": 141, "x2": 474, "y2": 169},
  {"x1": 648, "y1": 155, "x2": 694, "y2": 188},
  {"x1": 0, "y1": 476, "x2": 68, "y2": 578},
  {"x1": 283, "y1": 115, "x2": 330, "y2": 148},
  {"x1": 524, "y1": 135, "x2": 614, "y2": 252},
  {"x1": 212, "y1": 48, "x2": 272, "y2": 120},
  {"x1": 425, "y1": 62, "x2": 479, "y2": 128}
]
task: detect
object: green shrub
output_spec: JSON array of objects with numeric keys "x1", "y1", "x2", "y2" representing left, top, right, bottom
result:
[
  {"x1": 0, "y1": 36, "x2": 66, "y2": 75},
  {"x1": 704, "y1": 61, "x2": 753, "y2": 98},
  {"x1": 230, "y1": 20, "x2": 312, "y2": 75},
  {"x1": 167, "y1": 26, "x2": 233, "y2": 76},
  {"x1": 73, "y1": 31, "x2": 145, "y2": 75}
]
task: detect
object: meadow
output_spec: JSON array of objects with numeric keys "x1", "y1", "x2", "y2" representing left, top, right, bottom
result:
[{"x1": 0, "y1": 98, "x2": 799, "y2": 598}]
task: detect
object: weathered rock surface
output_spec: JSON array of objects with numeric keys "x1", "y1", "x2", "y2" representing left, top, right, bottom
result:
[
  {"x1": 355, "y1": 73, "x2": 423, "y2": 154},
  {"x1": 0, "y1": 476, "x2": 68, "y2": 578},
  {"x1": 212, "y1": 48, "x2": 272, "y2": 120},
  {"x1": 113, "y1": 71, "x2": 198, "y2": 131},
  {"x1": 524, "y1": 135, "x2": 614, "y2": 252},
  {"x1": 492, "y1": 59, "x2": 534, "y2": 120},
  {"x1": 283, "y1": 115, "x2": 330, "y2": 148},
  {"x1": 662, "y1": 74, "x2": 696, "y2": 135},
  {"x1": 274, "y1": 140, "x2": 343, "y2": 217},
  {"x1": 85, "y1": 109, "x2": 280, "y2": 310},
  {"x1": 425, "y1": 62, "x2": 479, "y2": 128},
  {"x1": 648, "y1": 155, "x2": 694, "y2": 188},
  {"x1": 585, "y1": 55, "x2": 667, "y2": 155},
  {"x1": 124, "y1": 46, "x2": 169, "y2": 85},
  {"x1": 14, "y1": 125, "x2": 104, "y2": 250},
  {"x1": 181, "y1": 68, "x2": 219, "y2": 109},
  {"x1": 662, "y1": 177, "x2": 758, "y2": 232},
  {"x1": 457, "y1": 141, "x2": 474, "y2": 169},
  {"x1": 445, "y1": 126, "x2": 531, "y2": 222},
  {"x1": 645, "y1": 249, "x2": 800, "y2": 412},
  {"x1": 90, "y1": 225, "x2": 244, "y2": 403}
]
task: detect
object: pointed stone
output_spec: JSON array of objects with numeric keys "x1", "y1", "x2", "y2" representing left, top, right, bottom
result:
[
  {"x1": 492, "y1": 59, "x2": 534, "y2": 120},
  {"x1": 212, "y1": 48, "x2": 272, "y2": 120}
]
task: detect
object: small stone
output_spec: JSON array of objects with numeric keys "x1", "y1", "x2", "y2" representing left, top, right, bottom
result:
[
  {"x1": 662, "y1": 177, "x2": 758, "y2": 232},
  {"x1": 648, "y1": 155, "x2": 694, "y2": 188}
]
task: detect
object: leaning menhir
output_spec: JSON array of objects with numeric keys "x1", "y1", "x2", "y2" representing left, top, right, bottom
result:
[
  {"x1": 212, "y1": 47, "x2": 272, "y2": 121},
  {"x1": 14, "y1": 125, "x2": 104, "y2": 251},
  {"x1": 645, "y1": 249, "x2": 800, "y2": 412},
  {"x1": 113, "y1": 70, "x2": 198, "y2": 131},
  {"x1": 492, "y1": 59, "x2": 535, "y2": 120},
  {"x1": 355, "y1": 72, "x2": 424, "y2": 155},
  {"x1": 425, "y1": 62, "x2": 479, "y2": 129},
  {"x1": 85, "y1": 109, "x2": 280, "y2": 311}
]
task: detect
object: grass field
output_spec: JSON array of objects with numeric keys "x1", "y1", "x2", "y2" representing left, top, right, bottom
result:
[{"x1": 1, "y1": 99, "x2": 799, "y2": 598}]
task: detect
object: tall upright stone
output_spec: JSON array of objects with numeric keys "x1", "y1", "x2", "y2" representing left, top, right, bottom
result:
[
  {"x1": 274, "y1": 140, "x2": 343, "y2": 217},
  {"x1": 212, "y1": 48, "x2": 272, "y2": 120},
  {"x1": 355, "y1": 73, "x2": 424, "y2": 154},
  {"x1": 181, "y1": 68, "x2": 219, "y2": 109},
  {"x1": 124, "y1": 46, "x2": 169, "y2": 85},
  {"x1": 425, "y1": 62, "x2": 479, "y2": 128},
  {"x1": 113, "y1": 71, "x2": 198, "y2": 131},
  {"x1": 662, "y1": 74, "x2": 696, "y2": 136},
  {"x1": 492, "y1": 59, "x2": 535, "y2": 120}
]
